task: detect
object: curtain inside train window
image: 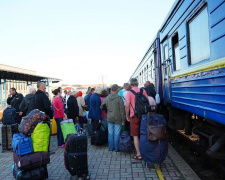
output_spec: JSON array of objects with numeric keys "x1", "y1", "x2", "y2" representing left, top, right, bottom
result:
[{"x1": 188, "y1": 7, "x2": 210, "y2": 64}]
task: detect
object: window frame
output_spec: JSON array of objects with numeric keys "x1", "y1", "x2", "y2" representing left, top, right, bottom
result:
[
  {"x1": 187, "y1": 4, "x2": 210, "y2": 65},
  {"x1": 172, "y1": 32, "x2": 180, "y2": 71}
]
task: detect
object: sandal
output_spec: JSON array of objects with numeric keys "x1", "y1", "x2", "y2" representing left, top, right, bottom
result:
[{"x1": 132, "y1": 155, "x2": 143, "y2": 160}]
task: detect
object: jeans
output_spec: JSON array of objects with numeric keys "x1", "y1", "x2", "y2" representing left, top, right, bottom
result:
[
  {"x1": 55, "y1": 118, "x2": 65, "y2": 146},
  {"x1": 101, "y1": 118, "x2": 108, "y2": 131},
  {"x1": 108, "y1": 122, "x2": 122, "y2": 151}
]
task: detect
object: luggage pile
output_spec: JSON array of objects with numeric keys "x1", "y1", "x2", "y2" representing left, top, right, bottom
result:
[
  {"x1": 11, "y1": 109, "x2": 50, "y2": 180},
  {"x1": 1, "y1": 106, "x2": 18, "y2": 152},
  {"x1": 140, "y1": 112, "x2": 168, "y2": 165},
  {"x1": 91, "y1": 123, "x2": 108, "y2": 145},
  {"x1": 61, "y1": 119, "x2": 89, "y2": 179}
]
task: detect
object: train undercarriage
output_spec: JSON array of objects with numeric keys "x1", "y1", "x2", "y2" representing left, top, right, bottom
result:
[{"x1": 165, "y1": 104, "x2": 225, "y2": 173}]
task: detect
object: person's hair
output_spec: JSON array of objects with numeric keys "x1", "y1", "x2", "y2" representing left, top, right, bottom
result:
[
  {"x1": 29, "y1": 87, "x2": 36, "y2": 93},
  {"x1": 10, "y1": 87, "x2": 16, "y2": 92},
  {"x1": 68, "y1": 90, "x2": 71, "y2": 94},
  {"x1": 95, "y1": 86, "x2": 103, "y2": 95},
  {"x1": 7, "y1": 98, "x2": 11, "y2": 105},
  {"x1": 52, "y1": 89, "x2": 60, "y2": 96},
  {"x1": 71, "y1": 91, "x2": 78, "y2": 96},
  {"x1": 146, "y1": 81, "x2": 151, "y2": 86},
  {"x1": 90, "y1": 88, "x2": 95, "y2": 93},
  {"x1": 123, "y1": 83, "x2": 129, "y2": 88},
  {"x1": 58, "y1": 87, "x2": 62, "y2": 90},
  {"x1": 88, "y1": 87, "x2": 91, "y2": 90},
  {"x1": 111, "y1": 84, "x2": 119, "y2": 92},
  {"x1": 37, "y1": 82, "x2": 46, "y2": 89},
  {"x1": 130, "y1": 78, "x2": 138, "y2": 86},
  {"x1": 100, "y1": 89, "x2": 108, "y2": 97},
  {"x1": 150, "y1": 83, "x2": 155, "y2": 88},
  {"x1": 64, "y1": 90, "x2": 67, "y2": 93}
]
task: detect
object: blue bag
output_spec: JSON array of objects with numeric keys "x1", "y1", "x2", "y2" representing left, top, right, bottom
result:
[
  {"x1": 140, "y1": 114, "x2": 168, "y2": 164},
  {"x1": 2, "y1": 107, "x2": 16, "y2": 125},
  {"x1": 12, "y1": 133, "x2": 33, "y2": 156},
  {"x1": 118, "y1": 130, "x2": 133, "y2": 152}
]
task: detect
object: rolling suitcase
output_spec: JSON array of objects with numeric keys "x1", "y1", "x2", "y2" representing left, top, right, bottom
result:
[
  {"x1": 50, "y1": 118, "x2": 57, "y2": 135},
  {"x1": 2, "y1": 124, "x2": 19, "y2": 151},
  {"x1": 64, "y1": 133, "x2": 88, "y2": 177},
  {"x1": 12, "y1": 164, "x2": 48, "y2": 180}
]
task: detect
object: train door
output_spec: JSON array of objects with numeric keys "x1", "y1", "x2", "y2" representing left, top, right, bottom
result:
[{"x1": 161, "y1": 41, "x2": 170, "y2": 103}]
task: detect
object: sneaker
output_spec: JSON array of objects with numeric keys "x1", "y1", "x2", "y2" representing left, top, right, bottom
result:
[{"x1": 58, "y1": 144, "x2": 65, "y2": 148}]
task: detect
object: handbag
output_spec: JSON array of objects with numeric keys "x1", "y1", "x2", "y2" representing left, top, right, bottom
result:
[{"x1": 147, "y1": 113, "x2": 167, "y2": 141}]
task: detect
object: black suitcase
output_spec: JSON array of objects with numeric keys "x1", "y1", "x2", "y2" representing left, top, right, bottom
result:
[
  {"x1": 64, "y1": 133, "x2": 88, "y2": 177},
  {"x1": 12, "y1": 164, "x2": 48, "y2": 180},
  {"x1": 2, "y1": 124, "x2": 19, "y2": 150}
]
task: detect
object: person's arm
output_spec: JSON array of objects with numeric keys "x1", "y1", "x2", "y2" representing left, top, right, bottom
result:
[
  {"x1": 57, "y1": 98, "x2": 65, "y2": 118},
  {"x1": 74, "y1": 99, "x2": 79, "y2": 117},
  {"x1": 97, "y1": 98, "x2": 102, "y2": 123},
  {"x1": 19, "y1": 98, "x2": 25, "y2": 112},
  {"x1": 125, "y1": 101, "x2": 131, "y2": 122},
  {"x1": 143, "y1": 89, "x2": 150, "y2": 103},
  {"x1": 119, "y1": 98, "x2": 126, "y2": 125},
  {"x1": 43, "y1": 95, "x2": 53, "y2": 119}
]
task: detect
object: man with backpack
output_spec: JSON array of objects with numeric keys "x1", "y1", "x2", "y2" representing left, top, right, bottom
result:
[
  {"x1": 125, "y1": 78, "x2": 149, "y2": 160},
  {"x1": 19, "y1": 87, "x2": 36, "y2": 116},
  {"x1": 7, "y1": 87, "x2": 24, "y2": 124}
]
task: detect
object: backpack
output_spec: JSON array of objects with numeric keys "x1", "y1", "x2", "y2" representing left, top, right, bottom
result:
[
  {"x1": 2, "y1": 107, "x2": 16, "y2": 125},
  {"x1": 130, "y1": 89, "x2": 150, "y2": 117}
]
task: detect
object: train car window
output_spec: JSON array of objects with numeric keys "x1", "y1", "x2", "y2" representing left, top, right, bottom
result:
[
  {"x1": 172, "y1": 33, "x2": 180, "y2": 71},
  {"x1": 188, "y1": 7, "x2": 210, "y2": 64}
]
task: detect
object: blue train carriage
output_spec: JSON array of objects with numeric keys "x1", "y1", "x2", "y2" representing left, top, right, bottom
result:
[
  {"x1": 130, "y1": 33, "x2": 163, "y2": 102},
  {"x1": 159, "y1": 0, "x2": 225, "y2": 163}
]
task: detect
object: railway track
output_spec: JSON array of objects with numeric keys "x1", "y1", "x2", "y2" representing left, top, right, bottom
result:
[{"x1": 167, "y1": 127, "x2": 224, "y2": 180}]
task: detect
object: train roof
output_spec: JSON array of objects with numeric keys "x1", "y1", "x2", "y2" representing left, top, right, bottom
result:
[
  {"x1": 130, "y1": 32, "x2": 159, "y2": 79},
  {"x1": 159, "y1": 0, "x2": 180, "y2": 32}
]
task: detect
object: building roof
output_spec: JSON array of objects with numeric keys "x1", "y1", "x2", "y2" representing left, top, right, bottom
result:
[{"x1": 0, "y1": 64, "x2": 61, "y2": 82}]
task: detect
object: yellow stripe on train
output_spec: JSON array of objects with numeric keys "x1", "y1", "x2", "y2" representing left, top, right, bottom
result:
[{"x1": 171, "y1": 57, "x2": 225, "y2": 79}]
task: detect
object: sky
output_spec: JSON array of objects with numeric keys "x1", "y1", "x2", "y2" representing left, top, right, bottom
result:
[{"x1": 0, "y1": 0, "x2": 175, "y2": 86}]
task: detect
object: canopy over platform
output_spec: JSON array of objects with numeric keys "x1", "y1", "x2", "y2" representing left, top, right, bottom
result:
[
  {"x1": 0, "y1": 64, "x2": 61, "y2": 83},
  {"x1": 0, "y1": 64, "x2": 61, "y2": 107}
]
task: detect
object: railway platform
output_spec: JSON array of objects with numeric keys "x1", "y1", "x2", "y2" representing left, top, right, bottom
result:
[{"x1": 0, "y1": 125, "x2": 200, "y2": 180}]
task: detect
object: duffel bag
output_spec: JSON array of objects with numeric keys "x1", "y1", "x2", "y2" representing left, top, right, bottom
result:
[
  {"x1": 91, "y1": 123, "x2": 107, "y2": 145},
  {"x1": 31, "y1": 123, "x2": 50, "y2": 152},
  {"x1": 12, "y1": 133, "x2": 33, "y2": 156},
  {"x1": 61, "y1": 119, "x2": 77, "y2": 141},
  {"x1": 12, "y1": 164, "x2": 48, "y2": 180},
  {"x1": 19, "y1": 109, "x2": 46, "y2": 136},
  {"x1": 118, "y1": 130, "x2": 134, "y2": 152},
  {"x1": 13, "y1": 152, "x2": 50, "y2": 171}
]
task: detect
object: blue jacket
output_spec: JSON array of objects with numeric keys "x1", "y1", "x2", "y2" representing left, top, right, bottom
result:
[
  {"x1": 84, "y1": 94, "x2": 92, "y2": 111},
  {"x1": 88, "y1": 93, "x2": 101, "y2": 121}
]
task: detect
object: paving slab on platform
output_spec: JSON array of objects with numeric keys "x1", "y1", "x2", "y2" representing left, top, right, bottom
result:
[{"x1": 0, "y1": 124, "x2": 200, "y2": 180}]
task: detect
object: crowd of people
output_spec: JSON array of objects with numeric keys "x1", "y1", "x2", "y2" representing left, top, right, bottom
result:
[{"x1": 6, "y1": 78, "x2": 156, "y2": 160}]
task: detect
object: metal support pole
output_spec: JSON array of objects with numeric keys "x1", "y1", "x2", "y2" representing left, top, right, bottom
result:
[
  {"x1": 48, "y1": 80, "x2": 50, "y2": 93},
  {"x1": 4, "y1": 79, "x2": 7, "y2": 107},
  {"x1": 0, "y1": 78, "x2": 2, "y2": 108}
]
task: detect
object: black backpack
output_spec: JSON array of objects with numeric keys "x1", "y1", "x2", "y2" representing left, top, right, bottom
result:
[{"x1": 130, "y1": 89, "x2": 150, "y2": 117}]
